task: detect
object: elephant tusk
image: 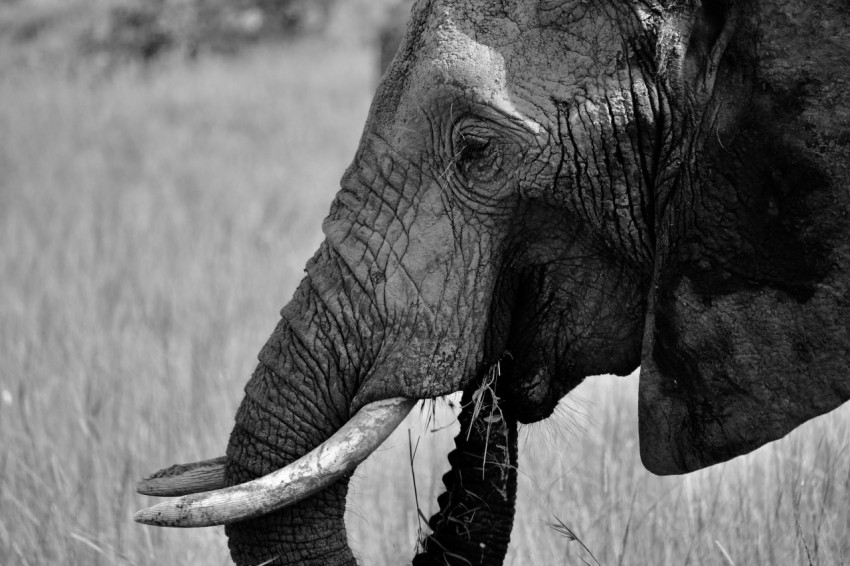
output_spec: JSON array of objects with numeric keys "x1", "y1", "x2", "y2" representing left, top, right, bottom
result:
[
  {"x1": 137, "y1": 456, "x2": 227, "y2": 496},
  {"x1": 134, "y1": 397, "x2": 416, "y2": 527}
]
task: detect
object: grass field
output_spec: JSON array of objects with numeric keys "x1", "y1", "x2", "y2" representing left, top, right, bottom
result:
[{"x1": 1, "y1": 7, "x2": 849, "y2": 565}]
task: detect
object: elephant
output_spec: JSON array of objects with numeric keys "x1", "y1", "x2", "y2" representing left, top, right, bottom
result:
[{"x1": 135, "y1": 0, "x2": 850, "y2": 564}]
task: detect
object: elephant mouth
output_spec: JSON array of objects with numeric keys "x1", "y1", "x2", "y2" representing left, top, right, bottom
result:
[{"x1": 134, "y1": 397, "x2": 416, "y2": 527}]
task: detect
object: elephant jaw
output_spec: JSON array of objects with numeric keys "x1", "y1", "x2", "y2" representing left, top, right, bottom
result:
[{"x1": 134, "y1": 397, "x2": 415, "y2": 527}]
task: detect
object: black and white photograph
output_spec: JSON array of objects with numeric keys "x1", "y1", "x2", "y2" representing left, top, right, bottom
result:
[{"x1": 1, "y1": 0, "x2": 848, "y2": 564}]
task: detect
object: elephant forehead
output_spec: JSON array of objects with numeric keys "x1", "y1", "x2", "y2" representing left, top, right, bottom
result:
[
  {"x1": 424, "y1": 22, "x2": 514, "y2": 105},
  {"x1": 384, "y1": 9, "x2": 541, "y2": 134},
  {"x1": 400, "y1": 0, "x2": 636, "y2": 125}
]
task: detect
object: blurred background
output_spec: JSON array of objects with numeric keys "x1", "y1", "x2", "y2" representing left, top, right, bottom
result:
[{"x1": 1, "y1": 1, "x2": 848, "y2": 564}]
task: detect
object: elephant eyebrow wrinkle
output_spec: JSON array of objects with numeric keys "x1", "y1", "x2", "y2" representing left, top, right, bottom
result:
[
  {"x1": 624, "y1": 50, "x2": 657, "y2": 250},
  {"x1": 550, "y1": 102, "x2": 567, "y2": 196},
  {"x1": 554, "y1": 101, "x2": 594, "y2": 225},
  {"x1": 576, "y1": 102, "x2": 606, "y2": 226},
  {"x1": 603, "y1": 90, "x2": 644, "y2": 257}
]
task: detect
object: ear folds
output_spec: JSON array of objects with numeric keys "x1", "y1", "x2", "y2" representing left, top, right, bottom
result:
[{"x1": 639, "y1": 0, "x2": 850, "y2": 474}]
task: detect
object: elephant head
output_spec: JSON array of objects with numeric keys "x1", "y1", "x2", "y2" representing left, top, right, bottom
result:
[{"x1": 136, "y1": 0, "x2": 850, "y2": 563}]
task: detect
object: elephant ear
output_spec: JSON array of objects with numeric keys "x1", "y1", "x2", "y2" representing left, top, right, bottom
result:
[{"x1": 638, "y1": 0, "x2": 850, "y2": 474}]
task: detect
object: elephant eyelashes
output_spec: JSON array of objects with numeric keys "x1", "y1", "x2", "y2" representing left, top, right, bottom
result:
[
  {"x1": 459, "y1": 133, "x2": 490, "y2": 155},
  {"x1": 456, "y1": 132, "x2": 502, "y2": 184}
]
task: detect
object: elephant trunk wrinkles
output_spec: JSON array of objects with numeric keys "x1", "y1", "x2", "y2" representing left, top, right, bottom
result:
[
  {"x1": 414, "y1": 376, "x2": 519, "y2": 566},
  {"x1": 224, "y1": 369, "x2": 355, "y2": 566},
  {"x1": 224, "y1": 242, "x2": 367, "y2": 566}
]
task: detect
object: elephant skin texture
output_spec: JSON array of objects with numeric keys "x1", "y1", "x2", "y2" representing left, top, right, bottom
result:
[{"x1": 141, "y1": 0, "x2": 850, "y2": 564}]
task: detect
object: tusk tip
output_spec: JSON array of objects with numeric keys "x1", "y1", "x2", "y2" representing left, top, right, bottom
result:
[
  {"x1": 133, "y1": 501, "x2": 198, "y2": 527},
  {"x1": 135, "y1": 456, "x2": 228, "y2": 496},
  {"x1": 133, "y1": 508, "x2": 160, "y2": 525},
  {"x1": 134, "y1": 496, "x2": 225, "y2": 528},
  {"x1": 135, "y1": 478, "x2": 159, "y2": 496}
]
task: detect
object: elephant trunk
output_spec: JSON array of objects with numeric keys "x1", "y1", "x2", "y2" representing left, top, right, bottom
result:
[
  {"x1": 140, "y1": 236, "x2": 521, "y2": 563},
  {"x1": 414, "y1": 371, "x2": 518, "y2": 566},
  {"x1": 223, "y1": 363, "x2": 352, "y2": 565},
  {"x1": 223, "y1": 242, "x2": 371, "y2": 566}
]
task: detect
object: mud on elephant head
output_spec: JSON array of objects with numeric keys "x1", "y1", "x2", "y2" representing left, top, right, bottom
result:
[{"x1": 135, "y1": 0, "x2": 850, "y2": 564}]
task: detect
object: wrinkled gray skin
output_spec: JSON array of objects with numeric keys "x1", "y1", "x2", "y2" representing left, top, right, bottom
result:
[{"x1": 222, "y1": 0, "x2": 850, "y2": 564}]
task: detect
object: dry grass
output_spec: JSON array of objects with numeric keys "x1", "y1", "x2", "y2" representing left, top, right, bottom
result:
[
  {"x1": 0, "y1": 33, "x2": 374, "y2": 564},
  {"x1": 354, "y1": 375, "x2": 850, "y2": 566},
  {"x1": 2, "y1": 9, "x2": 849, "y2": 566}
]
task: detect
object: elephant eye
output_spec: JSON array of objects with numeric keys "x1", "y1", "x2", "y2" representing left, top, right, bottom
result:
[
  {"x1": 459, "y1": 133, "x2": 490, "y2": 157},
  {"x1": 456, "y1": 133, "x2": 502, "y2": 184}
]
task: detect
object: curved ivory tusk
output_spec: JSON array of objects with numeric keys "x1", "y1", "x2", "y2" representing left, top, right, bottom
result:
[
  {"x1": 137, "y1": 456, "x2": 227, "y2": 496},
  {"x1": 134, "y1": 397, "x2": 416, "y2": 527}
]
